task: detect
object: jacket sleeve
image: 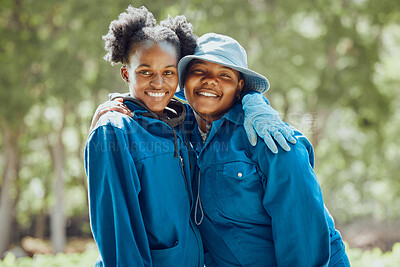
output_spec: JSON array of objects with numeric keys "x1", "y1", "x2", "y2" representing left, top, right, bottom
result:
[
  {"x1": 257, "y1": 136, "x2": 330, "y2": 267},
  {"x1": 85, "y1": 124, "x2": 151, "y2": 267}
]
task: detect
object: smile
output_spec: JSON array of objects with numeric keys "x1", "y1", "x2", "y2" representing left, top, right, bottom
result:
[
  {"x1": 147, "y1": 92, "x2": 168, "y2": 98},
  {"x1": 197, "y1": 91, "x2": 219, "y2": 97}
]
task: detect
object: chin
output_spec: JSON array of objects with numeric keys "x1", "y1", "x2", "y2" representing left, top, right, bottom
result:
[
  {"x1": 152, "y1": 105, "x2": 167, "y2": 113},
  {"x1": 196, "y1": 108, "x2": 217, "y2": 118}
]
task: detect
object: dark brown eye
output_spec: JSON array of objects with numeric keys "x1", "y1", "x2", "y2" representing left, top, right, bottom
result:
[
  {"x1": 139, "y1": 70, "x2": 152, "y2": 75},
  {"x1": 164, "y1": 70, "x2": 175, "y2": 75},
  {"x1": 192, "y1": 69, "x2": 205, "y2": 74},
  {"x1": 220, "y1": 73, "x2": 232, "y2": 79}
]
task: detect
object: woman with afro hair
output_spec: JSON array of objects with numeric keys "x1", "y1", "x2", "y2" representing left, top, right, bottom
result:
[
  {"x1": 85, "y1": 5, "x2": 295, "y2": 267},
  {"x1": 85, "y1": 6, "x2": 203, "y2": 266}
]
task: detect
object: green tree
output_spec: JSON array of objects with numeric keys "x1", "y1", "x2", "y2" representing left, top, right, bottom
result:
[
  {"x1": 1, "y1": 0, "x2": 399, "y2": 257},
  {"x1": 0, "y1": 0, "x2": 41, "y2": 256}
]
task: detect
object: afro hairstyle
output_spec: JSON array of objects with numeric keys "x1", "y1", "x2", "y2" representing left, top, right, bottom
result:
[{"x1": 102, "y1": 6, "x2": 197, "y2": 65}]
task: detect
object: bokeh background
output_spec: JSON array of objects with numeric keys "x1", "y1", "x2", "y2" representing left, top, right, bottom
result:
[{"x1": 1, "y1": 0, "x2": 400, "y2": 265}]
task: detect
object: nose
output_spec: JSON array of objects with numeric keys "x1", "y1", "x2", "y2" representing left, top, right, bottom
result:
[
  {"x1": 202, "y1": 72, "x2": 218, "y2": 86},
  {"x1": 151, "y1": 73, "x2": 164, "y2": 89}
]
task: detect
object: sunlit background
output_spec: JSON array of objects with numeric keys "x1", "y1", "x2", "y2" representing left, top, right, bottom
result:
[{"x1": 1, "y1": 0, "x2": 400, "y2": 265}]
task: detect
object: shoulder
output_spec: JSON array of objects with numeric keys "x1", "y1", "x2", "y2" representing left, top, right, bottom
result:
[
  {"x1": 254, "y1": 127, "x2": 315, "y2": 168},
  {"x1": 251, "y1": 129, "x2": 321, "y2": 195},
  {"x1": 291, "y1": 129, "x2": 315, "y2": 165},
  {"x1": 91, "y1": 111, "x2": 140, "y2": 133},
  {"x1": 87, "y1": 111, "x2": 136, "y2": 145}
]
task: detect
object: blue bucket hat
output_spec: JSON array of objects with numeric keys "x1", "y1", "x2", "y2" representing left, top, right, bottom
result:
[{"x1": 178, "y1": 33, "x2": 270, "y2": 93}]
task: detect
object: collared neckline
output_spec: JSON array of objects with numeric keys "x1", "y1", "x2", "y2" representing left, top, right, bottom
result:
[{"x1": 219, "y1": 102, "x2": 244, "y2": 126}]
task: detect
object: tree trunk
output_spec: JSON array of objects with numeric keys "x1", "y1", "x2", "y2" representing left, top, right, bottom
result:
[
  {"x1": 48, "y1": 107, "x2": 67, "y2": 254},
  {"x1": 0, "y1": 124, "x2": 19, "y2": 257},
  {"x1": 34, "y1": 210, "x2": 47, "y2": 240}
]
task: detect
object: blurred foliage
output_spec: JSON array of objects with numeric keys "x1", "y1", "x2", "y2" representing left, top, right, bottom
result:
[
  {"x1": 0, "y1": 0, "x2": 399, "y2": 253},
  {"x1": 0, "y1": 248, "x2": 99, "y2": 267},
  {"x1": 347, "y1": 242, "x2": 400, "y2": 267},
  {"x1": 1, "y1": 243, "x2": 400, "y2": 267}
]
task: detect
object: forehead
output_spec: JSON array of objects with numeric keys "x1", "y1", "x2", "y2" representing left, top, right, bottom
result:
[
  {"x1": 129, "y1": 41, "x2": 178, "y2": 64},
  {"x1": 190, "y1": 59, "x2": 240, "y2": 74},
  {"x1": 142, "y1": 40, "x2": 177, "y2": 56}
]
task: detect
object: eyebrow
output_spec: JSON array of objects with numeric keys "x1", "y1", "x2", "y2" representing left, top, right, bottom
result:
[{"x1": 137, "y1": 64, "x2": 177, "y2": 68}]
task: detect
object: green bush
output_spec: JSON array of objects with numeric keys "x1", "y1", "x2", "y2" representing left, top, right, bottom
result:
[
  {"x1": 347, "y1": 242, "x2": 400, "y2": 267},
  {"x1": 1, "y1": 243, "x2": 400, "y2": 266},
  {"x1": 0, "y1": 249, "x2": 99, "y2": 267}
]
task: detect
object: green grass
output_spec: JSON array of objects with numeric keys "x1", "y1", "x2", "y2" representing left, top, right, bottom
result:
[
  {"x1": 0, "y1": 249, "x2": 99, "y2": 267},
  {"x1": 346, "y1": 242, "x2": 400, "y2": 267},
  {"x1": 1, "y1": 243, "x2": 400, "y2": 267}
]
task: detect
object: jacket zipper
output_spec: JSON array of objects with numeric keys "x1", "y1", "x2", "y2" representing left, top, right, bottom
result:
[{"x1": 179, "y1": 153, "x2": 192, "y2": 207}]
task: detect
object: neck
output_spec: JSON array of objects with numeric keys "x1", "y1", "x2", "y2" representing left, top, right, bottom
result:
[
  {"x1": 195, "y1": 115, "x2": 208, "y2": 132},
  {"x1": 193, "y1": 101, "x2": 238, "y2": 132},
  {"x1": 194, "y1": 113, "x2": 222, "y2": 132}
]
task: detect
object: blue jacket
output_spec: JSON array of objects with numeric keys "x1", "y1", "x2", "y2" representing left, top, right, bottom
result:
[
  {"x1": 85, "y1": 97, "x2": 203, "y2": 267},
  {"x1": 188, "y1": 103, "x2": 348, "y2": 267}
]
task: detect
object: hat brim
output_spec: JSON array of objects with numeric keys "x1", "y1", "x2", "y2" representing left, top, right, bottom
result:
[{"x1": 178, "y1": 54, "x2": 270, "y2": 94}]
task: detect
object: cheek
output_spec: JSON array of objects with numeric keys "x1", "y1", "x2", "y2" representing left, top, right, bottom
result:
[
  {"x1": 183, "y1": 84, "x2": 193, "y2": 99},
  {"x1": 128, "y1": 70, "x2": 138, "y2": 85},
  {"x1": 130, "y1": 77, "x2": 147, "y2": 94},
  {"x1": 183, "y1": 86, "x2": 190, "y2": 98},
  {"x1": 184, "y1": 77, "x2": 195, "y2": 91},
  {"x1": 168, "y1": 76, "x2": 179, "y2": 87}
]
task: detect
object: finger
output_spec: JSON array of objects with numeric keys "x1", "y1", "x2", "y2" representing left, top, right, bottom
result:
[
  {"x1": 117, "y1": 105, "x2": 133, "y2": 116},
  {"x1": 107, "y1": 101, "x2": 128, "y2": 111},
  {"x1": 280, "y1": 127, "x2": 297, "y2": 144},
  {"x1": 110, "y1": 104, "x2": 129, "y2": 112},
  {"x1": 262, "y1": 134, "x2": 278, "y2": 154},
  {"x1": 102, "y1": 101, "x2": 127, "y2": 111},
  {"x1": 110, "y1": 106, "x2": 133, "y2": 117},
  {"x1": 114, "y1": 102, "x2": 131, "y2": 113},
  {"x1": 121, "y1": 103, "x2": 132, "y2": 112},
  {"x1": 120, "y1": 105, "x2": 133, "y2": 116},
  {"x1": 273, "y1": 132, "x2": 291, "y2": 152},
  {"x1": 287, "y1": 135, "x2": 297, "y2": 144},
  {"x1": 97, "y1": 107, "x2": 112, "y2": 117},
  {"x1": 244, "y1": 122, "x2": 257, "y2": 146},
  {"x1": 115, "y1": 98, "x2": 124, "y2": 103}
]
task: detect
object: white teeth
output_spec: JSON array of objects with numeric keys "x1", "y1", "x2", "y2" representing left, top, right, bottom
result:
[
  {"x1": 198, "y1": 92, "x2": 218, "y2": 97},
  {"x1": 147, "y1": 92, "x2": 166, "y2": 97}
]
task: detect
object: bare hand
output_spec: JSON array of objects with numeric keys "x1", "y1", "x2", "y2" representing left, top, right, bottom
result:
[{"x1": 89, "y1": 98, "x2": 133, "y2": 132}]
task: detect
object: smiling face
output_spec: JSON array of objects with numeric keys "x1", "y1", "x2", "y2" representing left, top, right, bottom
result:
[
  {"x1": 121, "y1": 41, "x2": 179, "y2": 115},
  {"x1": 184, "y1": 60, "x2": 244, "y2": 125}
]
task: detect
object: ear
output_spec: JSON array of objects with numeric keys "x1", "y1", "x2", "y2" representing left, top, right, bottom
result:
[
  {"x1": 121, "y1": 66, "x2": 130, "y2": 83},
  {"x1": 236, "y1": 78, "x2": 244, "y2": 98}
]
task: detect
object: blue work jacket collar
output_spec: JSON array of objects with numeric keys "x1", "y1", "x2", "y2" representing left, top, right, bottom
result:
[
  {"x1": 220, "y1": 102, "x2": 244, "y2": 126},
  {"x1": 109, "y1": 92, "x2": 188, "y2": 159},
  {"x1": 190, "y1": 102, "x2": 244, "y2": 156},
  {"x1": 109, "y1": 92, "x2": 187, "y2": 129}
]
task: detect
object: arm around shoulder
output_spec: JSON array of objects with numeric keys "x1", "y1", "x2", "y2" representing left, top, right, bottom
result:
[{"x1": 255, "y1": 136, "x2": 330, "y2": 266}]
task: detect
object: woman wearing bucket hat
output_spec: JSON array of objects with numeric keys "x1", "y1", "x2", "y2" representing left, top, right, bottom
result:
[
  {"x1": 85, "y1": 6, "x2": 296, "y2": 266},
  {"x1": 179, "y1": 33, "x2": 350, "y2": 266}
]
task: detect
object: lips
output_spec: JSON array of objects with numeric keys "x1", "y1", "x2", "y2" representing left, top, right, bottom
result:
[
  {"x1": 195, "y1": 88, "x2": 221, "y2": 98},
  {"x1": 146, "y1": 91, "x2": 168, "y2": 98}
]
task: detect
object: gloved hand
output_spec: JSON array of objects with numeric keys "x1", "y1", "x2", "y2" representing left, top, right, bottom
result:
[{"x1": 242, "y1": 93, "x2": 297, "y2": 153}]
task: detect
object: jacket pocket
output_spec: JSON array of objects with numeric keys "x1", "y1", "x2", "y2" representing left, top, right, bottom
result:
[
  {"x1": 221, "y1": 161, "x2": 258, "y2": 179},
  {"x1": 150, "y1": 241, "x2": 181, "y2": 266},
  {"x1": 213, "y1": 161, "x2": 267, "y2": 222}
]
